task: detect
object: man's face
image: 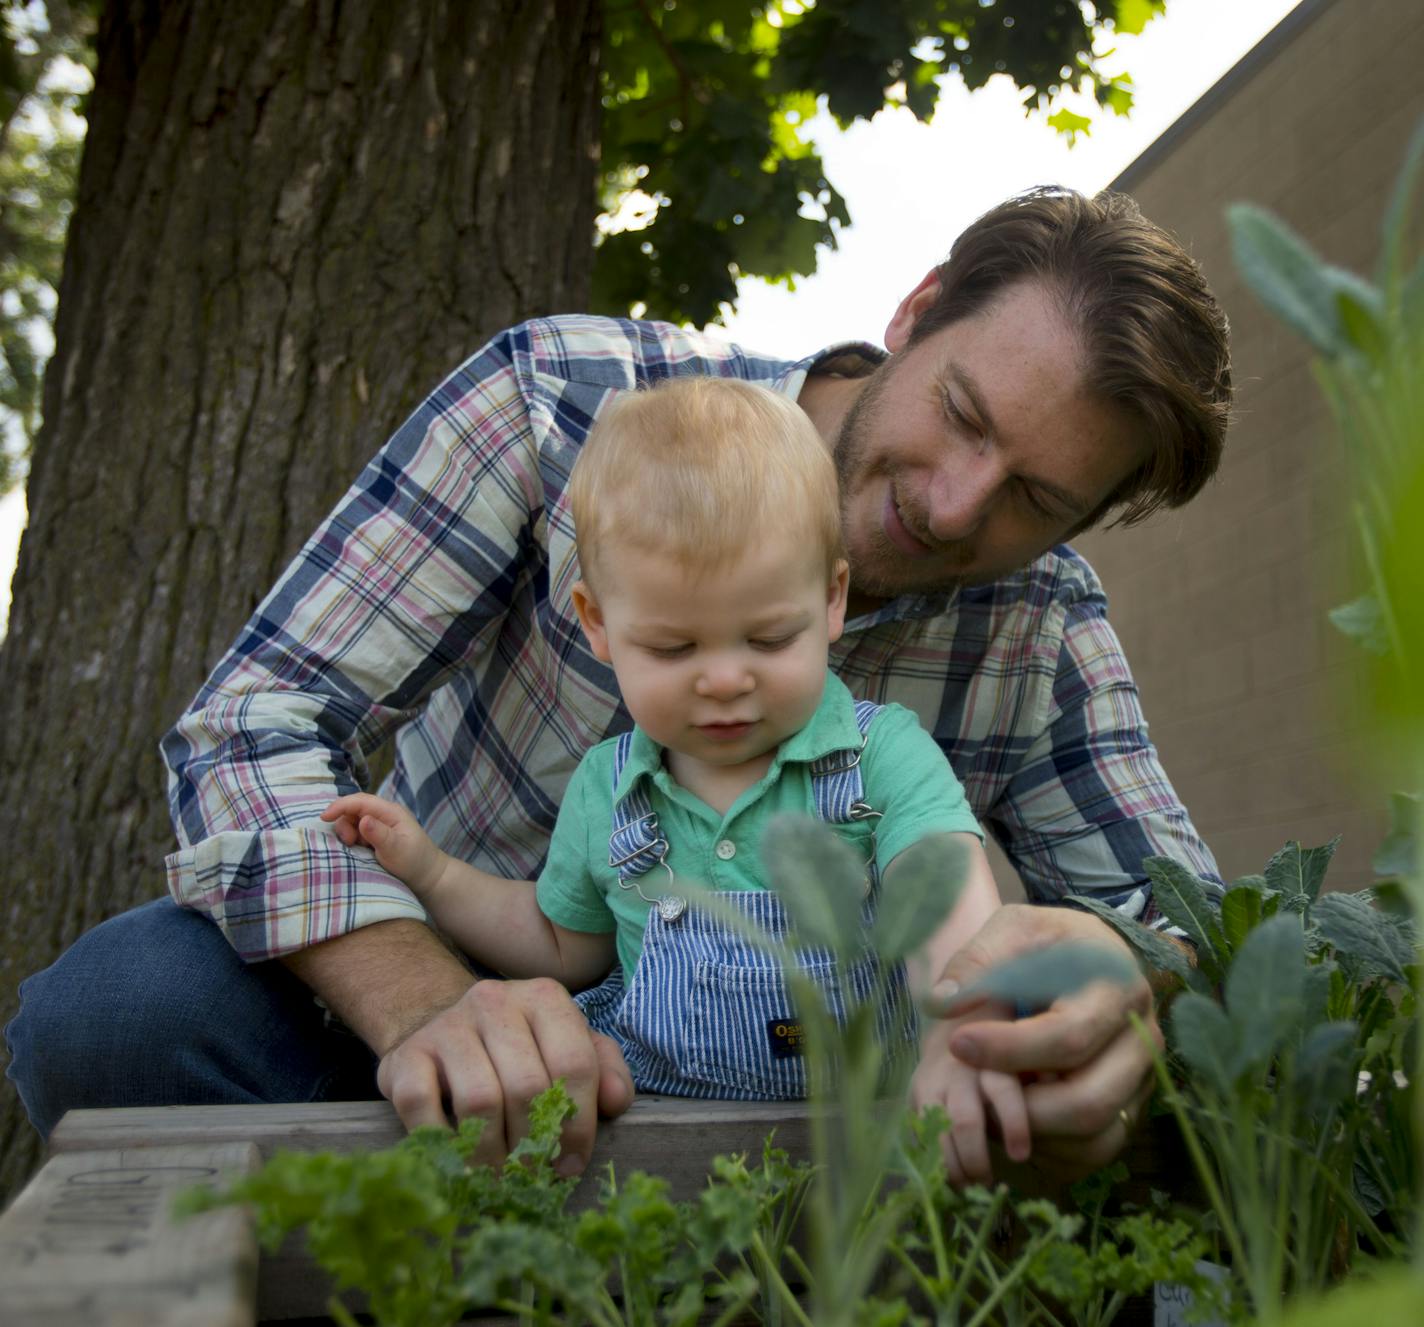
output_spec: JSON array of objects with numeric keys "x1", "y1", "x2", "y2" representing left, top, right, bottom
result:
[{"x1": 834, "y1": 279, "x2": 1149, "y2": 595}]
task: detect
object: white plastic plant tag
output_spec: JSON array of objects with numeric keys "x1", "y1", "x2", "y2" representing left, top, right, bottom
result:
[{"x1": 1154, "y1": 1260, "x2": 1229, "y2": 1327}]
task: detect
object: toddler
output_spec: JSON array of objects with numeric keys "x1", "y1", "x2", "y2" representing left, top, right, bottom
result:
[{"x1": 324, "y1": 376, "x2": 1028, "y2": 1181}]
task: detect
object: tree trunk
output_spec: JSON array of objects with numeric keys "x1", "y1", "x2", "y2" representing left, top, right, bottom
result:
[{"x1": 0, "y1": 0, "x2": 601, "y2": 1204}]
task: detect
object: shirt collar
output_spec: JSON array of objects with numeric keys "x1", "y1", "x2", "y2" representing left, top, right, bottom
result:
[
  {"x1": 774, "y1": 340, "x2": 885, "y2": 402},
  {"x1": 612, "y1": 672, "x2": 866, "y2": 802}
]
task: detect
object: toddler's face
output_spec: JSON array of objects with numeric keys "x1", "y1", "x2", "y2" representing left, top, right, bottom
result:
[{"x1": 573, "y1": 532, "x2": 848, "y2": 778}]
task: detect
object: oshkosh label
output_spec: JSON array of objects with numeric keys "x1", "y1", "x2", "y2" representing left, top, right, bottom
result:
[{"x1": 766, "y1": 1018, "x2": 805, "y2": 1058}]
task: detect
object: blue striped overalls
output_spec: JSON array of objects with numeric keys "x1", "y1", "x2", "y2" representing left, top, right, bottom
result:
[{"x1": 573, "y1": 702, "x2": 918, "y2": 1099}]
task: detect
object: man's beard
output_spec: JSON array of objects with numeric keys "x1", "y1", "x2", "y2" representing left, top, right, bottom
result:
[{"x1": 832, "y1": 362, "x2": 974, "y2": 599}]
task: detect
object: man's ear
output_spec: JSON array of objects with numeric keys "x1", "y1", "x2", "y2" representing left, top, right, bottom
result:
[
  {"x1": 571, "y1": 580, "x2": 612, "y2": 662},
  {"x1": 826, "y1": 559, "x2": 850, "y2": 644},
  {"x1": 884, "y1": 270, "x2": 943, "y2": 353}
]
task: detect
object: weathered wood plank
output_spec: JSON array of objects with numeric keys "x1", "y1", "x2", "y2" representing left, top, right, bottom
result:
[
  {"x1": 49, "y1": 1095, "x2": 1182, "y2": 1203},
  {"x1": 49, "y1": 1096, "x2": 815, "y2": 1203},
  {"x1": 0, "y1": 1142, "x2": 260, "y2": 1326}
]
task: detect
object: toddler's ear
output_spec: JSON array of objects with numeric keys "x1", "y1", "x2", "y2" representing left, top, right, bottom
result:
[
  {"x1": 571, "y1": 581, "x2": 612, "y2": 661},
  {"x1": 827, "y1": 559, "x2": 850, "y2": 642}
]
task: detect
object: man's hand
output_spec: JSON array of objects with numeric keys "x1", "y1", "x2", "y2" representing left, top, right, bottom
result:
[
  {"x1": 377, "y1": 975, "x2": 635, "y2": 1172},
  {"x1": 927, "y1": 903, "x2": 1160, "y2": 1183},
  {"x1": 282, "y1": 920, "x2": 634, "y2": 1174}
]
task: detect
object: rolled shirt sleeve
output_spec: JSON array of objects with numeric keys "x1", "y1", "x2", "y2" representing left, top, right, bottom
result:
[{"x1": 163, "y1": 334, "x2": 543, "y2": 960}]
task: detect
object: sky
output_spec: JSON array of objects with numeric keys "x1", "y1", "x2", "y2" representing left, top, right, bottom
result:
[{"x1": 0, "y1": 0, "x2": 1303, "y2": 633}]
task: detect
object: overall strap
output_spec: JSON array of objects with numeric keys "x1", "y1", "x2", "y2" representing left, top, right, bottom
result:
[
  {"x1": 607, "y1": 733, "x2": 669, "y2": 883},
  {"x1": 809, "y1": 700, "x2": 884, "y2": 824}
]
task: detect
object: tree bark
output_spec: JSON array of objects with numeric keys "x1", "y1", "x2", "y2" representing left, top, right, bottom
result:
[{"x1": 0, "y1": 0, "x2": 601, "y2": 1204}]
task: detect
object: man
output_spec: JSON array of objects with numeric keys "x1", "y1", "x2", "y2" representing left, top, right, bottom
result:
[{"x1": 6, "y1": 188, "x2": 1231, "y2": 1184}]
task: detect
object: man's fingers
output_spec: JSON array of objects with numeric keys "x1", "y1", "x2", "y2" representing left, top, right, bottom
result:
[
  {"x1": 520, "y1": 979, "x2": 612, "y2": 1174},
  {"x1": 949, "y1": 977, "x2": 1150, "y2": 1075},
  {"x1": 1023, "y1": 1026, "x2": 1157, "y2": 1140},
  {"x1": 375, "y1": 977, "x2": 621, "y2": 1175},
  {"x1": 593, "y1": 1031, "x2": 635, "y2": 1119},
  {"x1": 380, "y1": 1044, "x2": 456, "y2": 1133}
]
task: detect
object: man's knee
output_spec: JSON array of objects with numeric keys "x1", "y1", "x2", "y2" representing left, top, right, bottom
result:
[{"x1": 4, "y1": 897, "x2": 366, "y2": 1137}]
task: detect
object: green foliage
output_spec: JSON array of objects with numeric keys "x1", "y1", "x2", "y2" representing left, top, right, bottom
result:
[
  {"x1": 1228, "y1": 122, "x2": 1424, "y2": 748},
  {"x1": 871, "y1": 830, "x2": 970, "y2": 964},
  {"x1": 182, "y1": 1085, "x2": 1214, "y2": 1327},
  {"x1": 1229, "y1": 123, "x2": 1424, "y2": 1292},
  {"x1": 1275, "y1": 1267, "x2": 1424, "y2": 1327},
  {"x1": 1129, "y1": 848, "x2": 1420, "y2": 1321},
  {"x1": 1372, "y1": 791, "x2": 1419, "y2": 882},
  {"x1": 0, "y1": 0, "x2": 95, "y2": 492},
  {"x1": 180, "y1": 815, "x2": 1203, "y2": 1326},
  {"x1": 594, "y1": 0, "x2": 1167, "y2": 325},
  {"x1": 942, "y1": 939, "x2": 1138, "y2": 1011},
  {"x1": 0, "y1": 0, "x2": 1166, "y2": 487}
]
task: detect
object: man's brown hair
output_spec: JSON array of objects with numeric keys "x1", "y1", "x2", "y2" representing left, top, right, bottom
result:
[{"x1": 909, "y1": 186, "x2": 1232, "y2": 527}]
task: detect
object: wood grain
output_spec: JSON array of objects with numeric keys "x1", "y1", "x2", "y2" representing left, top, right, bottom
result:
[{"x1": 0, "y1": 1141, "x2": 260, "y2": 1326}]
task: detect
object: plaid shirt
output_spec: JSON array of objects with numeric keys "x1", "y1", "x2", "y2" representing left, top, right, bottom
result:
[{"x1": 163, "y1": 315, "x2": 1221, "y2": 962}]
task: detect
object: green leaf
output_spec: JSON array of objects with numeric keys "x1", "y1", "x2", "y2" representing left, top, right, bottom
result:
[
  {"x1": 1143, "y1": 856, "x2": 1228, "y2": 977},
  {"x1": 1290, "y1": 1020, "x2": 1360, "y2": 1117},
  {"x1": 1113, "y1": 0, "x2": 1166, "y2": 37},
  {"x1": 1220, "y1": 884, "x2": 1264, "y2": 951},
  {"x1": 1329, "y1": 267, "x2": 1388, "y2": 361},
  {"x1": 759, "y1": 814, "x2": 868, "y2": 958},
  {"x1": 1264, "y1": 837, "x2": 1340, "y2": 903},
  {"x1": 1330, "y1": 593, "x2": 1391, "y2": 654},
  {"x1": 870, "y1": 832, "x2": 968, "y2": 963},
  {"x1": 944, "y1": 941, "x2": 1139, "y2": 1012},
  {"x1": 1223, "y1": 915, "x2": 1308, "y2": 1075},
  {"x1": 1065, "y1": 894, "x2": 1207, "y2": 991},
  {"x1": 1378, "y1": 115, "x2": 1424, "y2": 297},
  {"x1": 1372, "y1": 791, "x2": 1419, "y2": 878},
  {"x1": 1169, "y1": 993, "x2": 1236, "y2": 1096},
  {"x1": 1046, "y1": 107, "x2": 1092, "y2": 145},
  {"x1": 1271, "y1": 1264, "x2": 1424, "y2": 1325},
  {"x1": 1229, "y1": 204, "x2": 1345, "y2": 356},
  {"x1": 1311, "y1": 890, "x2": 1414, "y2": 984}
]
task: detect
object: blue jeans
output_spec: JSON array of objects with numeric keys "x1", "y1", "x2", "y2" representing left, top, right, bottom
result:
[{"x1": 4, "y1": 898, "x2": 380, "y2": 1139}]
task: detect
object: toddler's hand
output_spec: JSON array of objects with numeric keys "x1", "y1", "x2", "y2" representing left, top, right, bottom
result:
[
  {"x1": 321, "y1": 793, "x2": 445, "y2": 896},
  {"x1": 910, "y1": 1000, "x2": 1030, "y2": 1188}
]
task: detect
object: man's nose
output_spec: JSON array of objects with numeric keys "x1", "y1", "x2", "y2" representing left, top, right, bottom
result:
[
  {"x1": 925, "y1": 448, "x2": 1005, "y2": 544},
  {"x1": 695, "y1": 655, "x2": 754, "y2": 699}
]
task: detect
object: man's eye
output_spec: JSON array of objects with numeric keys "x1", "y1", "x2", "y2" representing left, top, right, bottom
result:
[
  {"x1": 1018, "y1": 484, "x2": 1058, "y2": 521},
  {"x1": 751, "y1": 634, "x2": 798, "y2": 652},
  {"x1": 941, "y1": 391, "x2": 978, "y2": 435}
]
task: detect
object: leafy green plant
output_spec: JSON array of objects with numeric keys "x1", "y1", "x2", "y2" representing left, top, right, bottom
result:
[
  {"x1": 1068, "y1": 118, "x2": 1424, "y2": 1325},
  {"x1": 1230, "y1": 113, "x2": 1424, "y2": 1312},
  {"x1": 1100, "y1": 846, "x2": 1415, "y2": 1320},
  {"x1": 180, "y1": 815, "x2": 1176, "y2": 1326},
  {"x1": 673, "y1": 818, "x2": 1138, "y2": 1327}
]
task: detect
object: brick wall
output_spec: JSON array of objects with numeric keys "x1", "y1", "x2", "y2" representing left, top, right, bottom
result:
[{"x1": 1070, "y1": 0, "x2": 1424, "y2": 889}]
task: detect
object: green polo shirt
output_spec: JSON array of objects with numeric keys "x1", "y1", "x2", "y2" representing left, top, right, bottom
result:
[{"x1": 536, "y1": 673, "x2": 983, "y2": 981}]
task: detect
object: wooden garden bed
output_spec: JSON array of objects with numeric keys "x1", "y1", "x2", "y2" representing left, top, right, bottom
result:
[{"x1": 0, "y1": 1098, "x2": 1176, "y2": 1324}]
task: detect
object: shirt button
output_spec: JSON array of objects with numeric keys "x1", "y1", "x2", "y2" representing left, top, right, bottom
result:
[{"x1": 715, "y1": 839, "x2": 737, "y2": 861}]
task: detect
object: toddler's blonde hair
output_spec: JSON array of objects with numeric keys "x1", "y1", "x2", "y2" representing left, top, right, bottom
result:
[{"x1": 568, "y1": 376, "x2": 843, "y2": 585}]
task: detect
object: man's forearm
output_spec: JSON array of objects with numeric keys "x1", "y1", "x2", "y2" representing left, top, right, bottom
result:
[{"x1": 279, "y1": 918, "x2": 476, "y2": 1058}]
